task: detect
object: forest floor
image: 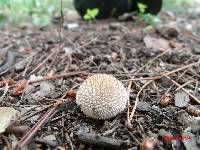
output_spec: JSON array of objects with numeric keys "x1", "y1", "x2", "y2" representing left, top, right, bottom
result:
[{"x1": 0, "y1": 3, "x2": 200, "y2": 150}]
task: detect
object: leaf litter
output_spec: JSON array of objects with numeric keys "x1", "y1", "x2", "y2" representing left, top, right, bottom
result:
[{"x1": 0, "y1": 5, "x2": 200, "y2": 150}]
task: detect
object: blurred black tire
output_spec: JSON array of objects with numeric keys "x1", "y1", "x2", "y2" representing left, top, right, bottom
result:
[{"x1": 73, "y1": 0, "x2": 162, "y2": 19}]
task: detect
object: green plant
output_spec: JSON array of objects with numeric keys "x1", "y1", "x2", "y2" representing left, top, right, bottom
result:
[
  {"x1": 137, "y1": 2, "x2": 161, "y2": 26},
  {"x1": 0, "y1": 0, "x2": 73, "y2": 27},
  {"x1": 83, "y1": 8, "x2": 99, "y2": 20},
  {"x1": 137, "y1": 2, "x2": 147, "y2": 13}
]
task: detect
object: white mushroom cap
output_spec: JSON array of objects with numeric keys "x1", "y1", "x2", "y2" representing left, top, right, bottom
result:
[{"x1": 76, "y1": 74, "x2": 128, "y2": 119}]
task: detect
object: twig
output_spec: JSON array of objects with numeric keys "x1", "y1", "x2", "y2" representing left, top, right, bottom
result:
[
  {"x1": 45, "y1": 43, "x2": 64, "y2": 75},
  {"x1": 126, "y1": 49, "x2": 171, "y2": 127},
  {"x1": 17, "y1": 71, "x2": 85, "y2": 148},
  {"x1": 1, "y1": 134, "x2": 12, "y2": 150},
  {"x1": 126, "y1": 81, "x2": 132, "y2": 127},
  {"x1": 162, "y1": 74, "x2": 200, "y2": 104},
  {"x1": 102, "y1": 126, "x2": 118, "y2": 136},
  {"x1": 76, "y1": 133, "x2": 130, "y2": 149},
  {"x1": 128, "y1": 80, "x2": 152, "y2": 125},
  {"x1": 124, "y1": 61, "x2": 200, "y2": 82},
  {"x1": 128, "y1": 131, "x2": 141, "y2": 145},
  {"x1": 126, "y1": 51, "x2": 200, "y2": 126},
  {"x1": 194, "y1": 81, "x2": 198, "y2": 95},
  {"x1": 0, "y1": 81, "x2": 9, "y2": 103},
  {"x1": 137, "y1": 49, "x2": 171, "y2": 73},
  {"x1": 22, "y1": 52, "x2": 37, "y2": 77},
  {"x1": 65, "y1": 133, "x2": 74, "y2": 150},
  {"x1": 29, "y1": 50, "x2": 57, "y2": 74},
  {"x1": 17, "y1": 107, "x2": 56, "y2": 149},
  {"x1": 164, "y1": 61, "x2": 200, "y2": 76},
  {"x1": 12, "y1": 106, "x2": 49, "y2": 124},
  {"x1": 121, "y1": 75, "x2": 172, "y2": 82},
  {"x1": 45, "y1": 50, "x2": 59, "y2": 75},
  {"x1": 175, "y1": 80, "x2": 193, "y2": 91},
  {"x1": 29, "y1": 71, "x2": 89, "y2": 84},
  {"x1": 17, "y1": 91, "x2": 68, "y2": 149},
  {"x1": 74, "y1": 38, "x2": 97, "y2": 51}
]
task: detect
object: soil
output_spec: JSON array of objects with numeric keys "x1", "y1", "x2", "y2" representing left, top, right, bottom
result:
[{"x1": 0, "y1": 5, "x2": 200, "y2": 150}]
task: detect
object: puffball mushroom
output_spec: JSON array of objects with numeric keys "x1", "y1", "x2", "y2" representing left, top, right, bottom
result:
[{"x1": 76, "y1": 74, "x2": 128, "y2": 119}]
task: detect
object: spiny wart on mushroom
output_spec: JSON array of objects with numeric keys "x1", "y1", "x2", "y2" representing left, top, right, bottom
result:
[{"x1": 76, "y1": 74, "x2": 128, "y2": 119}]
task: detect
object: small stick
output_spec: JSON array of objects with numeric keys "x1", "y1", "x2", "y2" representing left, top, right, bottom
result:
[
  {"x1": 129, "y1": 80, "x2": 152, "y2": 124},
  {"x1": 0, "y1": 81, "x2": 9, "y2": 103},
  {"x1": 127, "y1": 52, "x2": 200, "y2": 126},
  {"x1": 162, "y1": 74, "x2": 200, "y2": 104},
  {"x1": 175, "y1": 80, "x2": 193, "y2": 91},
  {"x1": 128, "y1": 131, "x2": 141, "y2": 145},
  {"x1": 17, "y1": 91, "x2": 68, "y2": 149},
  {"x1": 22, "y1": 53, "x2": 36, "y2": 77},
  {"x1": 65, "y1": 133, "x2": 74, "y2": 150},
  {"x1": 102, "y1": 126, "x2": 118, "y2": 136},
  {"x1": 14, "y1": 106, "x2": 50, "y2": 124},
  {"x1": 76, "y1": 133, "x2": 130, "y2": 149},
  {"x1": 17, "y1": 107, "x2": 56, "y2": 149},
  {"x1": 45, "y1": 44, "x2": 64, "y2": 75},
  {"x1": 126, "y1": 81, "x2": 132, "y2": 127},
  {"x1": 74, "y1": 38, "x2": 97, "y2": 51},
  {"x1": 122, "y1": 75, "x2": 170, "y2": 82},
  {"x1": 124, "y1": 61, "x2": 200, "y2": 82},
  {"x1": 29, "y1": 50, "x2": 57, "y2": 74},
  {"x1": 127, "y1": 49, "x2": 171, "y2": 127},
  {"x1": 164, "y1": 61, "x2": 200, "y2": 76},
  {"x1": 137, "y1": 49, "x2": 171, "y2": 73},
  {"x1": 29, "y1": 71, "x2": 89, "y2": 84}
]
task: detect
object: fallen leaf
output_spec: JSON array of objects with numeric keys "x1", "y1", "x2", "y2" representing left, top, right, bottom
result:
[
  {"x1": 111, "y1": 52, "x2": 118, "y2": 61},
  {"x1": 143, "y1": 36, "x2": 171, "y2": 50},
  {"x1": 0, "y1": 107, "x2": 17, "y2": 133},
  {"x1": 67, "y1": 90, "x2": 76, "y2": 98},
  {"x1": 159, "y1": 93, "x2": 173, "y2": 107},
  {"x1": 12, "y1": 80, "x2": 27, "y2": 96}
]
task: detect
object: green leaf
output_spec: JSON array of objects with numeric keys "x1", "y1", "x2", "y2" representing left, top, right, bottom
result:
[
  {"x1": 89, "y1": 8, "x2": 99, "y2": 18},
  {"x1": 137, "y1": 3, "x2": 147, "y2": 13},
  {"x1": 83, "y1": 8, "x2": 99, "y2": 20},
  {"x1": 140, "y1": 13, "x2": 161, "y2": 26},
  {"x1": 0, "y1": 13, "x2": 6, "y2": 22},
  {"x1": 83, "y1": 14, "x2": 91, "y2": 20}
]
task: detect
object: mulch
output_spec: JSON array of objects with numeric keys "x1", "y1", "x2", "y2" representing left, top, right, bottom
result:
[{"x1": 0, "y1": 9, "x2": 200, "y2": 150}]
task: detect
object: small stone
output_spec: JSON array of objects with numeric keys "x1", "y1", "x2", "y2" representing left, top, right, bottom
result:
[
  {"x1": 63, "y1": 47, "x2": 72, "y2": 54},
  {"x1": 175, "y1": 91, "x2": 190, "y2": 108},
  {"x1": 40, "y1": 81, "x2": 55, "y2": 94},
  {"x1": 43, "y1": 135, "x2": 57, "y2": 147},
  {"x1": 111, "y1": 52, "x2": 118, "y2": 61},
  {"x1": 64, "y1": 22, "x2": 79, "y2": 30},
  {"x1": 76, "y1": 123, "x2": 89, "y2": 135},
  {"x1": 15, "y1": 60, "x2": 27, "y2": 71},
  {"x1": 182, "y1": 132, "x2": 198, "y2": 150},
  {"x1": 136, "y1": 102, "x2": 151, "y2": 111},
  {"x1": 192, "y1": 44, "x2": 200, "y2": 55},
  {"x1": 191, "y1": 119, "x2": 200, "y2": 133}
]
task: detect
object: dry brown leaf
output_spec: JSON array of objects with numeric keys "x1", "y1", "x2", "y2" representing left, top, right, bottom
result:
[
  {"x1": 159, "y1": 93, "x2": 173, "y2": 107},
  {"x1": 0, "y1": 107, "x2": 17, "y2": 133},
  {"x1": 111, "y1": 52, "x2": 118, "y2": 61},
  {"x1": 143, "y1": 36, "x2": 171, "y2": 50}
]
